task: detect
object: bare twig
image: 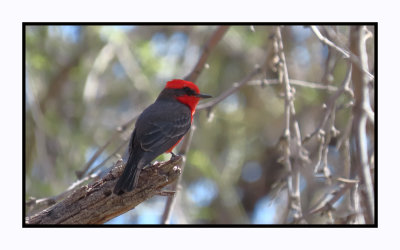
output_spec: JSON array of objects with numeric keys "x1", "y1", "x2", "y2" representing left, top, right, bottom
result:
[
  {"x1": 310, "y1": 26, "x2": 374, "y2": 81},
  {"x1": 320, "y1": 26, "x2": 341, "y2": 85},
  {"x1": 197, "y1": 65, "x2": 263, "y2": 111},
  {"x1": 273, "y1": 26, "x2": 305, "y2": 223},
  {"x1": 313, "y1": 101, "x2": 339, "y2": 182},
  {"x1": 336, "y1": 177, "x2": 359, "y2": 184},
  {"x1": 311, "y1": 26, "x2": 350, "y2": 58},
  {"x1": 184, "y1": 26, "x2": 229, "y2": 82},
  {"x1": 303, "y1": 63, "x2": 353, "y2": 144},
  {"x1": 349, "y1": 26, "x2": 375, "y2": 224},
  {"x1": 317, "y1": 26, "x2": 374, "y2": 126},
  {"x1": 248, "y1": 78, "x2": 338, "y2": 92},
  {"x1": 305, "y1": 182, "x2": 355, "y2": 217}
]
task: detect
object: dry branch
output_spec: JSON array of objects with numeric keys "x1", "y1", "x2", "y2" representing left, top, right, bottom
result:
[
  {"x1": 302, "y1": 63, "x2": 353, "y2": 144},
  {"x1": 305, "y1": 182, "x2": 356, "y2": 218},
  {"x1": 184, "y1": 26, "x2": 229, "y2": 82},
  {"x1": 26, "y1": 157, "x2": 183, "y2": 225},
  {"x1": 310, "y1": 26, "x2": 374, "y2": 81},
  {"x1": 197, "y1": 65, "x2": 263, "y2": 111},
  {"x1": 248, "y1": 78, "x2": 338, "y2": 92},
  {"x1": 349, "y1": 26, "x2": 375, "y2": 224},
  {"x1": 273, "y1": 26, "x2": 306, "y2": 223}
]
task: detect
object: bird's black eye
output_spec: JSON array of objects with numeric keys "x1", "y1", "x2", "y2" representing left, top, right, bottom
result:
[{"x1": 183, "y1": 87, "x2": 195, "y2": 95}]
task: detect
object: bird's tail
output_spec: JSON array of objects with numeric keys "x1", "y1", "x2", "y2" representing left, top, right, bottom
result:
[{"x1": 113, "y1": 155, "x2": 143, "y2": 195}]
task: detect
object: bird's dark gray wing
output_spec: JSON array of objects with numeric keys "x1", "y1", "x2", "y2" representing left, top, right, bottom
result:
[{"x1": 135, "y1": 102, "x2": 192, "y2": 154}]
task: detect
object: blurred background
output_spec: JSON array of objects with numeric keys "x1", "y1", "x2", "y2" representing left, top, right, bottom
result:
[{"x1": 25, "y1": 25, "x2": 375, "y2": 224}]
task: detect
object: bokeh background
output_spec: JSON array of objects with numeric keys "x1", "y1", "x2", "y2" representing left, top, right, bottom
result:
[{"x1": 25, "y1": 25, "x2": 375, "y2": 224}]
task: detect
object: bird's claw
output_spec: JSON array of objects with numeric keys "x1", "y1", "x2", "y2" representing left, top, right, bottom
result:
[{"x1": 170, "y1": 152, "x2": 180, "y2": 161}]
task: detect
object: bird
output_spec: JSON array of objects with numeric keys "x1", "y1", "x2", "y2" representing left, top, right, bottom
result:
[{"x1": 113, "y1": 79, "x2": 212, "y2": 195}]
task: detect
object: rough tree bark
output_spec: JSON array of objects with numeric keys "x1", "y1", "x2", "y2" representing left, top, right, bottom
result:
[{"x1": 26, "y1": 156, "x2": 183, "y2": 225}]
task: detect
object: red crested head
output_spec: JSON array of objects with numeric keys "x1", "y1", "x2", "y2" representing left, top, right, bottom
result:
[
  {"x1": 166, "y1": 79, "x2": 200, "y2": 93},
  {"x1": 164, "y1": 79, "x2": 211, "y2": 116}
]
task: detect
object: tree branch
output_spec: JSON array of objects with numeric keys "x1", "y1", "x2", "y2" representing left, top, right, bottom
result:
[
  {"x1": 310, "y1": 26, "x2": 374, "y2": 81},
  {"x1": 184, "y1": 26, "x2": 229, "y2": 82},
  {"x1": 305, "y1": 181, "x2": 357, "y2": 218},
  {"x1": 248, "y1": 78, "x2": 339, "y2": 92},
  {"x1": 26, "y1": 157, "x2": 183, "y2": 225},
  {"x1": 273, "y1": 26, "x2": 306, "y2": 223},
  {"x1": 349, "y1": 26, "x2": 375, "y2": 224},
  {"x1": 302, "y1": 63, "x2": 353, "y2": 144},
  {"x1": 197, "y1": 65, "x2": 263, "y2": 110}
]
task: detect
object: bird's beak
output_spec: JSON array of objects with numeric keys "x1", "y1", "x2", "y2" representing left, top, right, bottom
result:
[{"x1": 195, "y1": 93, "x2": 212, "y2": 99}]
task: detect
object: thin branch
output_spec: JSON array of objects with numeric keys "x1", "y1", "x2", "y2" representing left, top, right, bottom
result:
[
  {"x1": 310, "y1": 26, "x2": 374, "y2": 81},
  {"x1": 320, "y1": 26, "x2": 341, "y2": 85},
  {"x1": 303, "y1": 63, "x2": 353, "y2": 144},
  {"x1": 311, "y1": 26, "x2": 350, "y2": 58},
  {"x1": 273, "y1": 26, "x2": 305, "y2": 223},
  {"x1": 336, "y1": 177, "x2": 359, "y2": 184},
  {"x1": 318, "y1": 26, "x2": 375, "y2": 126},
  {"x1": 313, "y1": 102, "x2": 336, "y2": 182},
  {"x1": 197, "y1": 65, "x2": 263, "y2": 111},
  {"x1": 184, "y1": 26, "x2": 229, "y2": 82},
  {"x1": 248, "y1": 78, "x2": 338, "y2": 92},
  {"x1": 305, "y1": 182, "x2": 355, "y2": 217}
]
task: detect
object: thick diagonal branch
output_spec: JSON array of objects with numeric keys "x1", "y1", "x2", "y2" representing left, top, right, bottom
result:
[{"x1": 26, "y1": 157, "x2": 183, "y2": 225}]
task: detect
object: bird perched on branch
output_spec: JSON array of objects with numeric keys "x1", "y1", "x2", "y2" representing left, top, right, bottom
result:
[{"x1": 113, "y1": 79, "x2": 211, "y2": 195}]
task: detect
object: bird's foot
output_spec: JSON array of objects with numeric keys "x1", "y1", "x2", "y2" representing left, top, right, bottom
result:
[{"x1": 169, "y1": 152, "x2": 180, "y2": 161}]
